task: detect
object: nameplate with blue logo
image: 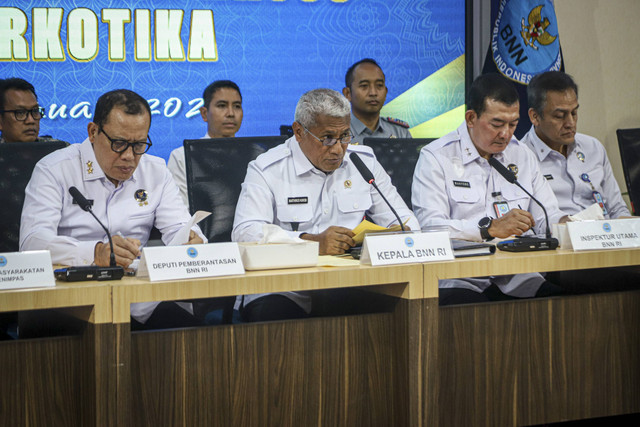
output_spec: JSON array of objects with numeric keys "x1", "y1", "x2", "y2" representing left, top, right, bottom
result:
[
  {"x1": 360, "y1": 231, "x2": 454, "y2": 266},
  {"x1": 0, "y1": 250, "x2": 55, "y2": 290},
  {"x1": 567, "y1": 219, "x2": 640, "y2": 251},
  {"x1": 138, "y1": 243, "x2": 244, "y2": 281}
]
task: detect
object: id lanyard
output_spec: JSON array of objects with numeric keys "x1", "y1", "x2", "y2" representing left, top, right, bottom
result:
[{"x1": 580, "y1": 173, "x2": 608, "y2": 215}]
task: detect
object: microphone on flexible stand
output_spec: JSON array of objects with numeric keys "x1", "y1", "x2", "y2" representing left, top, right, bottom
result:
[
  {"x1": 349, "y1": 152, "x2": 405, "y2": 232},
  {"x1": 57, "y1": 187, "x2": 124, "y2": 281},
  {"x1": 487, "y1": 157, "x2": 558, "y2": 251}
]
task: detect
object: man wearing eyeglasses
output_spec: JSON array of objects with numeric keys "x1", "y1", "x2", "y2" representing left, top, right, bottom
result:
[
  {"x1": 232, "y1": 88, "x2": 418, "y2": 322},
  {"x1": 20, "y1": 89, "x2": 205, "y2": 328},
  {"x1": 0, "y1": 78, "x2": 56, "y2": 143}
]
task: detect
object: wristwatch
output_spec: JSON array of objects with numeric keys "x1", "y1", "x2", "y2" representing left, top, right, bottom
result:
[{"x1": 478, "y1": 216, "x2": 494, "y2": 241}]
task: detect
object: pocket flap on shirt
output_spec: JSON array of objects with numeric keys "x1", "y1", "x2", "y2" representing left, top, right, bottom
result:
[
  {"x1": 336, "y1": 192, "x2": 372, "y2": 213},
  {"x1": 276, "y1": 203, "x2": 313, "y2": 223},
  {"x1": 449, "y1": 186, "x2": 480, "y2": 203}
]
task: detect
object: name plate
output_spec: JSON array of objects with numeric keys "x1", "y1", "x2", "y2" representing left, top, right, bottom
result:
[
  {"x1": 360, "y1": 231, "x2": 454, "y2": 265},
  {"x1": 567, "y1": 219, "x2": 640, "y2": 251},
  {"x1": 0, "y1": 250, "x2": 55, "y2": 290},
  {"x1": 138, "y1": 243, "x2": 244, "y2": 281}
]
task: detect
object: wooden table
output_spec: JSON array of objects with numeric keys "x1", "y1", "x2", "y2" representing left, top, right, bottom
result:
[
  {"x1": 2, "y1": 248, "x2": 639, "y2": 426},
  {"x1": 0, "y1": 281, "x2": 113, "y2": 426}
]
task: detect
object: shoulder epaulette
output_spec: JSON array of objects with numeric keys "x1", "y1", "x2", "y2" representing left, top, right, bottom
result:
[
  {"x1": 255, "y1": 144, "x2": 291, "y2": 170},
  {"x1": 383, "y1": 116, "x2": 410, "y2": 128}
]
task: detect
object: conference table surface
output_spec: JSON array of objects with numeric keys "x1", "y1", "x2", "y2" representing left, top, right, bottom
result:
[
  {"x1": 1, "y1": 246, "x2": 639, "y2": 427},
  {"x1": 2, "y1": 246, "x2": 639, "y2": 322}
]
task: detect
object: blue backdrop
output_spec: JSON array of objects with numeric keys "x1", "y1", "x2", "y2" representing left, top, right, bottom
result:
[{"x1": 0, "y1": 1, "x2": 465, "y2": 160}]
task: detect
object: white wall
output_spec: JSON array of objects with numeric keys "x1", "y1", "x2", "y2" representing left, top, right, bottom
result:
[{"x1": 555, "y1": 0, "x2": 640, "y2": 208}]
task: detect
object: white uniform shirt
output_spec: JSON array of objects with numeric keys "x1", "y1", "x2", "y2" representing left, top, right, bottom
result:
[
  {"x1": 412, "y1": 122, "x2": 565, "y2": 297},
  {"x1": 167, "y1": 132, "x2": 211, "y2": 206},
  {"x1": 233, "y1": 136, "x2": 419, "y2": 309},
  {"x1": 521, "y1": 126, "x2": 630, "y2": 218},
  {"x1": 20, "y1": 138, "x2": 204, "y2": 322}
]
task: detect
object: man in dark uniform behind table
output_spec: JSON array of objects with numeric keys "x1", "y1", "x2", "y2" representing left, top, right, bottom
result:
[{"x1": 342, "y1": 58, "x2": 412, "y2": 144}]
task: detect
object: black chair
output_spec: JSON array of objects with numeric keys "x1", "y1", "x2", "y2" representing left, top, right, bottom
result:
[
  {"x1": 616, "y1": 128, "x2": 640, "y2": 215},
  {"x1": 0, "y1": 141, "x2": 68, "y2": 253},
  {"x1": 184, "y1": 136, "x2": 287, "y2": 243},
  {"x1": 362, "y1": 137, "x2": 434, "y2": 209},
  {"x1": 184, "y1": 136, "x2": 286, "y2": 325}
]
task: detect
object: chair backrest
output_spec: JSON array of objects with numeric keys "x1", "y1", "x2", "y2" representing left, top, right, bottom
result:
[
  {"x1": 616, "y1": 128, "x2": 640, "y2": 215},
  {"x1": 0, "y1": 141, "x2": 68, "y2": 252},
  {"x1": 362, "y1": 137, "x2": 434, "y2": 209},
  {"x1": 184, "y1": 136, "x2": 287, "y2": 242}
]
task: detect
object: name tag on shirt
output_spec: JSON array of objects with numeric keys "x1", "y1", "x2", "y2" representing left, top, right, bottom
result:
[
  {"x1": 360, "y1": 231, "x2": 453, "y2": 265},
  {"x1": 453, "y1": 180, "x2": 471, "y2": 188},
  {"x1": 288, "y1": 197, "x2": 308, "y2": 204},
  {"x1": 544, "y1": 174, "x2": 554, "y2": 180}
]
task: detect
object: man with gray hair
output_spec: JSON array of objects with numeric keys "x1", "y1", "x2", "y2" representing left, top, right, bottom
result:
[{"x1": 232, "y1": 88, "x2": 418, "y2": 322}]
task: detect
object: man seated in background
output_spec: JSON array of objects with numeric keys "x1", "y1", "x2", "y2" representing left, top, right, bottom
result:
[
  {"x1": 168, "y1": 80, "x2": 243, "y2": 205},
  {"x1": 522, "y1": 71, "x2": 637, "y2": 293},
  {"x1": 522, "y1": 71, "x2": 630, "y2": 219},
  {"x1": 412, "y1": 73, "x2": 567, "y2": 305},
  {"x1": 342, "y1": 58, "x2": 412, "y2": 144},
  {"x1": 232, "y1": 88, "x2": 419, "y2": 322},
  {"x1": 0, "y1": 78, "x2": 64, "y2": 144},
  {"x1": 20, "y1": 89, "x2": 205, "y2": 330}
]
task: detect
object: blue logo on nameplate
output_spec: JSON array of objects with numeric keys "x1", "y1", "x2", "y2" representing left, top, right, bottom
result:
[
  {"x1": 404, "y1": 237, "x2": 414, "y2": 247},
  {"x1": 0, "y1": 256, "x2": 6, "y2": 267},
  {"x1": 187, "y1": 247, "x2": 198, "y2": 258},
  {"x1": 491, "y1": 0, "x2": 562, "y2": 83},
  {"x1": 603, "y1": 223, "x2": 612, "y2": 232}
]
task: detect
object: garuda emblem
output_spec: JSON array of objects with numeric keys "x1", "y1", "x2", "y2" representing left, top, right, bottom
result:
[{"x1": 520, "y1": 5, "x2": 557, "y2": 50}]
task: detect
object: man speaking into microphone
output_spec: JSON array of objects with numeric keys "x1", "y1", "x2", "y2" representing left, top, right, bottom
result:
[
  {"x1": 20, "y1": 89, "x2": 205, "y2": 327},
  {"x1": 232, "y1": 88, "x2": 418, "y2": 321},
  {"x1": 412, "y1": 74, "x2": 568, "y2": 305}
]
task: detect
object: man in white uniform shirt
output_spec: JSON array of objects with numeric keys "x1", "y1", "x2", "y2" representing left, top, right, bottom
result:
[
  {"x1": 168, "y1": 80, "x2": 243, "y2": 205},
  {"x1": 412, "y1": 73, "x2": 567, "y2": 305},
  {"x1": 20, "y1": 89, "x2": 205, "y2": 329},
  {"x1": 522, "y1": 71, "x2": 630, "y2": 218},
  {"x1": 233, "y1": 88, "x2": 419, "y2": 321},
  {"x1": 522, "y1": 71, "x2": 636, "y2": 293}
]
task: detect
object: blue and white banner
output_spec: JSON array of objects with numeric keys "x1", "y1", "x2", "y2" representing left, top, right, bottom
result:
[{"x1": 0, "y1": 1, "x2": 465, "y2": 160}]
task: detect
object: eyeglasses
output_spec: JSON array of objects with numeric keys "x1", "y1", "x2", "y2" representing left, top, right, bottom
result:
[
  {"x1": 99, "y1": 127, "x2": 152, "y2": 155},
  {"x1": 0, "y1": 106, "x2": 45, "y2": 121},
  {"x1": 301, "y1": 124, "x2": 353, "y2": 146}
]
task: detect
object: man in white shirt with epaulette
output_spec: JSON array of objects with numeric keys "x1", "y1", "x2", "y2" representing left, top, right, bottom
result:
[
  {"x1": 412, "y1": 73, "x2": 567, "y2": 305},
  {"x1": 521, "y1": 71, "x2": 630, "y2": 219},
  {"x1": 233, "y1": 88, "x2": 418, "y2": 321}
]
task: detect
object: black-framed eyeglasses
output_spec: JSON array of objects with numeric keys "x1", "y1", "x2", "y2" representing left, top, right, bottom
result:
[
  {"x1": 99, "y1": 127, "x2": 152, "y2": 155},
  {"x1": 301, "y1": 124, "x2": 353, "y2": 146},
  {"x1": 0, "y1": 106, "x2": 45, "y2": 121}
]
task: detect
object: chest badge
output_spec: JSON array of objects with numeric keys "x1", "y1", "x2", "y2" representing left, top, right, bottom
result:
[
  {"x1": 134, "y1": 189, "x2": 149, "y2": 206},
  {"x1": 507, "y1": 163, "x2": 519, "y2": 179},
  {"x1": 576, "y1": 151, "x2": 585, "y2": 162},
  {"x1": 344, "y1": 179, "x2": 352, "y2": 189},
  {"x1": 580, "y1": 173, "x2": 590, "y2": 183},
  {"x1": 86, "y1": 160, "x2": 94, "y2": 174}
]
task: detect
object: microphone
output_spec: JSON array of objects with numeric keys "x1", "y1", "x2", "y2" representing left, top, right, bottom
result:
[
  {"x1": 487, "y1": 157, "x2": 558, "y2": 251},
  {"x1": 67, "y1": 187, "x2": 124, "y2": 279},
  {"x1": 349, "y1": 152, "x2": 405, "y2": 232}
]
